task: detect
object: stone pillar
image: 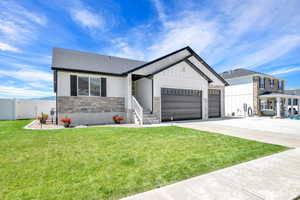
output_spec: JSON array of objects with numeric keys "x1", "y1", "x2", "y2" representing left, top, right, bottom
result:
[
  {"x1": 125, "y1": 73, "x2": 133, "y2": 123},
  {"x1": 276, "y1": 97, "x2": 281, "y2": 118},
  {"x1": 253, "y1": 76, "x2": 259, "y2": 115},
  {"x1": 153, "y1": 97, "x2": 161, "y2": 122}
]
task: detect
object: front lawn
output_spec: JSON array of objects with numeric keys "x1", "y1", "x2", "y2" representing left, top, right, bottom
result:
[{"x1": 0, "y1": 120, "x2": 288, "y2": 200}]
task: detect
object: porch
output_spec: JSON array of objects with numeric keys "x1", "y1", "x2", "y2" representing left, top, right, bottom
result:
[{"x1": 259, "y1": 93, "x2": 300, "y2": 118}]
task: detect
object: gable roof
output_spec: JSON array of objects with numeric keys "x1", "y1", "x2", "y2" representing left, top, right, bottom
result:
[
  {"x1": 124, "y1": 46, "x2": 228, "y2": 85},
  {"x1": 51, "y1": 48, "x2": 146, "y2": 76},
  {"x1": 146, "y1": 54, "x2": 213, "y2": 83},
  {"x1": 220, "y1": 68, "x2": 259, "y2": 79},
  {"x1": 220, "y1": 68, "x2": 281, "y2": 80},
  {"x1": 51, "y1": 46, "x2": 228, "y2": 85}
]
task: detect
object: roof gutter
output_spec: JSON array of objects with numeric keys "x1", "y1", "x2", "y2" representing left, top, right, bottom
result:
[{"x1": 51, "y1": 67, "x2": 125, "y2": 77}]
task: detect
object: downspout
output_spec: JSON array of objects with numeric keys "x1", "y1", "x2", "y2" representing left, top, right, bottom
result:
[
  {"x1": 55, "y1": 70, "x2": 58, "y2": 125},
  {"x1": 151, "y1": 78, "x2": 154, "y2": 114}
]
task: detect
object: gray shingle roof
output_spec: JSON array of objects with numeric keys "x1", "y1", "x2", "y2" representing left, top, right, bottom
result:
[
  {"x1": 220, "y1": 68, "x2": 262, "y2": 79},
  {"x1": 285, "y1": 89, "x2": 300, "y2": 95},
  {"x1": 51, "y1": 46, "x2": 229, "y2": 86},
  {"x1": 52, "y1": 48, "x2": 147, "y2": 75}
]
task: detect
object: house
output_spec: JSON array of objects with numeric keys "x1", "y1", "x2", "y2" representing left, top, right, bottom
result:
[
  {"x1": 285, "y1": 88, "x2": 300, "y2": 113},
  {"x1": 52, "y1": 46, "x2": 228, "y2": 125},
  {"x1": 220, "y1": 68, "x2": 300, "y2": 117}
]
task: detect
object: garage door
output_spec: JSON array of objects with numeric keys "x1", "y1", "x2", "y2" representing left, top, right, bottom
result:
[
  {"x1": 161, "y1": 88, "x2": 202, "y2": 121},
  {"x1": 208, "y1": 89, "x2": 221, "y2": 118}
]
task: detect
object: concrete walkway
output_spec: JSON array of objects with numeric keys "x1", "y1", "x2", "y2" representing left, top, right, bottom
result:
[{"x1": 122, "y1": 148, "x2": 300, "y2": 200}]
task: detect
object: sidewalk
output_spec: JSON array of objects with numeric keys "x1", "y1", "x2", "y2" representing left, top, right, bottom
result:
[{"x1": 122, "y1": 148, "x2": 300, "y2": 200}]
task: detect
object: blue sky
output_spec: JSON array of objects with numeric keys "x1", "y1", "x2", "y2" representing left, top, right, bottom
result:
[{"x1": 1, "y1": 0, "x2": 300, "y2": 98}]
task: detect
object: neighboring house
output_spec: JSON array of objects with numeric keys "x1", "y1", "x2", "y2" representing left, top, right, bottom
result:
[
  {"x1": 220, "y1": 68, "x2": 300, "y2": 117},
  {"x1": 52, "y1": 46, "x2": 228, "y2": 125},
  {"x1": 285, "y1": 89, "x2": 300, "y2": 112}
]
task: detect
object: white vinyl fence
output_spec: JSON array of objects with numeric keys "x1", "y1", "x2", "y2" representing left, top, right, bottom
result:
[{"x1": 0, "y1": 99, "x2": 56, "y2": 120}]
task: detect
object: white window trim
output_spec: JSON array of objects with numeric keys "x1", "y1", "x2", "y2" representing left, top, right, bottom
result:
[{"x1": 76, "y1": 75, "x2": 102, "y2": 97}]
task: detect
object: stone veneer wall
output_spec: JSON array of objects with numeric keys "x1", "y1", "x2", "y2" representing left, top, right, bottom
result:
[
  {"x1": 57, "y1": 96, "x2": 125, "y2": 125},
  {"x1": 253, "y1": 76, "x2": 260, "y2": 115},
  {"x1": 58, "y1": 96, "x2": 125, "y2": 113},
  {"x1": 153, "y1": 96, "x2": 161, "y2": 122}
]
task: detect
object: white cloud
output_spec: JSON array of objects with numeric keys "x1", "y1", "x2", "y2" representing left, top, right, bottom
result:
[
  {"x1": 270, "y1": 67, "x2": 300, "y2": 75},
  {"x1": 28, "y1": 82, "x2": 48, "y2": 88},
  {"x1": 70, "y1": 7, "x2": 104, "y2": 29},
  {"x1": 107, "y1": 37, "x2": 147, "y2": 60},
  {"x1": 23, "y1": 10, "x2": 47, "y2": 26},
  {"x1": 0, "y1": 0, "x2": 47, "y2": 50},
  {"x1": 0, "y1": 68, "x2": 52, "y2": 82},
  {"x1": 148, "y1": 14, "x2": 217, "y2": 59},
  {"x1": 232, "y1": 35, "x2": 300, "y2": 69},
  {"x1": 111, "y1": 0, "x2": 300, "y2": 73},
  {"x1": 0, "y1": 42, "x2": 20, "y2": 52},
  {"x1": 151, "y1": 0, "x2": 167, "y2": 25},
  {"x1": 0, "y1": 54, "x2": 51, "y2": 67},
  {"x1": 0, "y1": 86, "x2": 53, "y2": 98}
]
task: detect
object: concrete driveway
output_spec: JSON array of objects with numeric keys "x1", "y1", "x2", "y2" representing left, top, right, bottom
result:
[{"x1": 176, "y1": 117, "x2": 300, "y2": 148}]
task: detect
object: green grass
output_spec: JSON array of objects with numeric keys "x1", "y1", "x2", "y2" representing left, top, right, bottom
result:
[{"x1": 0, "y1": 120, "x2": 288, "y2": 200}]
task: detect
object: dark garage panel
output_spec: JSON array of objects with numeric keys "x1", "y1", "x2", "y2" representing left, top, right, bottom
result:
[
  {"x1": 161, "y1": 88, "x2": 202, "y2": 121},
  {"x1": 208, "y1": 89, "x2": 221, "y2": 118}
]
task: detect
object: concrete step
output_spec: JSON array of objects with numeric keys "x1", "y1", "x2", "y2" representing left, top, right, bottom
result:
[
  {"x1": 143, "y1": 116, "x2": 160, "y2": 122},
  {"x1": 143, "y1": 112, "x2": 152, "y2": 115},
  {"x1": 144, "y1": 120, "x2": 160, "y2": 124},
  {"x1": 144, "y1": 115, "x2": 158, "y2": 118},
  {"x1": 143, "y1": 116, "x2": 158, "y2": 120},
  {"x1": 133, "y1": 110, "x2": 160, "y2": 125},
  {"x1": 143, "y1": 114, "x2": 157, "y2": 118}
]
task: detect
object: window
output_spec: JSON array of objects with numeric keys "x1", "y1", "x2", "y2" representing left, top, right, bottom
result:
[
  {"x1": 288, "y1": 98, "x2": 292, "y2": 105},
  {"x1": 270, "y1": 79, "x2": 274, "y2": 88},
  {"x1": 293, "y1": 99, "x2": 298, "y2": 106},
  {"x1": 259, "y1": 77, "x2": 265, "y2": 88},
  {"x1": 278, "y1": 80, "x2": 284, "y2": 89},
  {"x1": 90, "y1": 77, "x2": 101, "y2": 96},
  {"x1": 260, "y1": 100, "x2": 268, "y2": 110},
  {"x1": 78, "y1": 76, "x2": 89, "y2": 96}
]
